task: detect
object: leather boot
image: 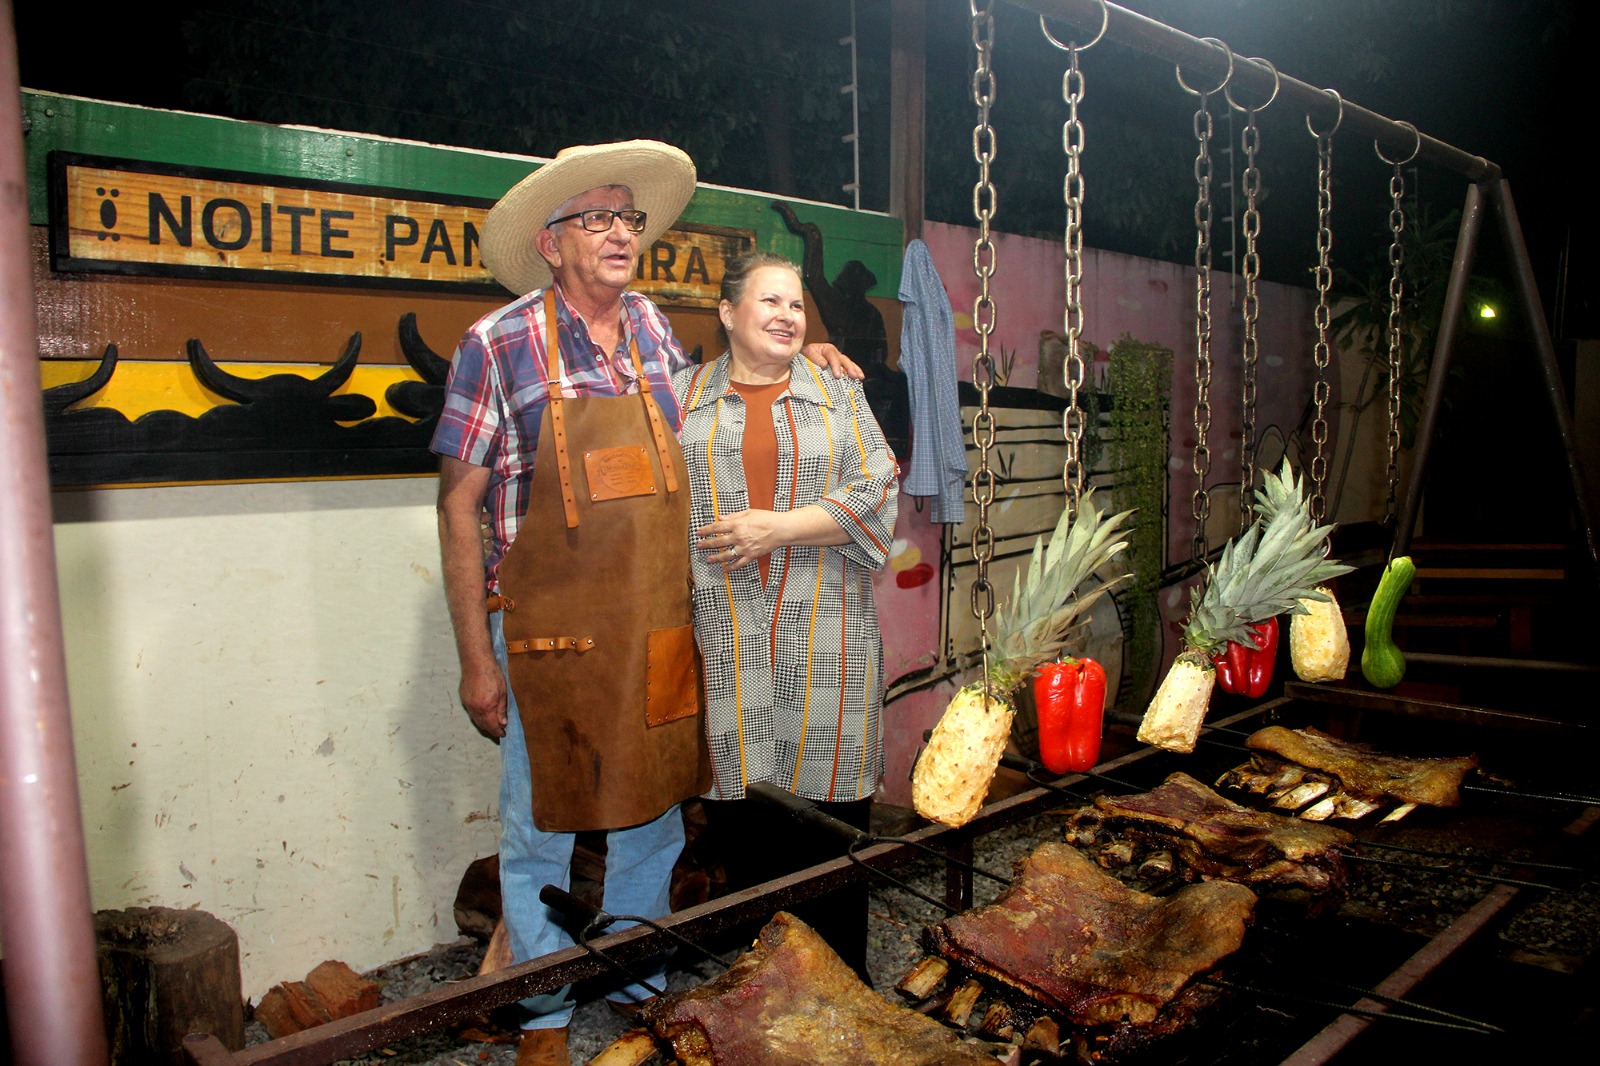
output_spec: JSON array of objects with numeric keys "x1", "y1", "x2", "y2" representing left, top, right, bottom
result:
[{"x1": 516, "y1": 1026, "x2": 569, "y2": 1066}]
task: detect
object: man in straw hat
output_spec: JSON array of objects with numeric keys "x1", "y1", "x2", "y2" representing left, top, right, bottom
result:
[{"x1": 431, "y1": 140, "x2": 856, "y2": 1064}]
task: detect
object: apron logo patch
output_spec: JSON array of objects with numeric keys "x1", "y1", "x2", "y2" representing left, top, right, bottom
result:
[{"x1": 584, "y1": 446, "x2": 658, "y2": 502}]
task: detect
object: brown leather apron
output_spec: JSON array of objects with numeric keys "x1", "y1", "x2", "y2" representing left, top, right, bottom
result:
[{"x1": 497, "y1": 290, "x2": 709, "y2": 832}]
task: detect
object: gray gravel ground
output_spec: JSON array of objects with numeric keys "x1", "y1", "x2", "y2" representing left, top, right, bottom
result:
[
  {"x1": 240, "y1": 807, "x2": 1060, "y2": 1065},
  {"x1": 242, "y1": 799, "x2": 1598, "y2": 1065}
]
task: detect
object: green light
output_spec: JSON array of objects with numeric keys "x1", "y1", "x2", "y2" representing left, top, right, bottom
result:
[{"x1": 1479, "y1": 304, "x2": 1497, "y2": 319}]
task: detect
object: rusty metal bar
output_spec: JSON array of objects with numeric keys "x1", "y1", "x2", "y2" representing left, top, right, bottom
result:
[
  {"x1": 1403, "y1": 651, "x2": 1600, "y2": 675},
  {"x1": 183, "y1": 688, "x2": 1584, "y2": 1065},
  {"x1": 1283, "y1": 680, "x2": 1589, "y2": 737},
  {"x1": 1281, "y1": 804, "x2": 1600, "y2": 1064},
  {"x1": 1394, "y1": 182, "x2": 1487, "y2": 558},
  {"x1": 0, "y1": 3, "x2": 111, "y2": 1064},
  {"x1": 1005, "y1": 0, "x2": 1498, "y2": 182},
  {"x1": 1487, "y1": 178, "x2": 1600, "y2": 583},
  {"x1": 184, "y1": 712, "x2": 1228, "y2": 1065}
]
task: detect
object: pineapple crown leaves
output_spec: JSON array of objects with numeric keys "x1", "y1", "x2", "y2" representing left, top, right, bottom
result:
[
  {"x1": 1182, "y1": 459, "x2": 1354, "y2": 653},
  {"x1": 990, "y1": 491, "x2": 1134, "y2": 691}
]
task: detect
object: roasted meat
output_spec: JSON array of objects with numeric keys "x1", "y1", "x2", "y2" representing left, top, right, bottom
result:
[
  {"x1": 1244, "y1": 725, "x2": 1478, "y2": 808},
  {"x1": 927, "y1": 841, "x2": 1256, "y2": 1027},
  {"x1": 639, "y1": 911, "x2": 999, "y2": 1066},
  {"x1": 1072, "y1": 772, "x2": 1354, "y2": 893}
]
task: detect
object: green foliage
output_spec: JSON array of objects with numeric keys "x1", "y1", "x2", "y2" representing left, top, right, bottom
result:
[
  {"x1": 179, "y1": 0, "x2": 865, "y2": 205},
  {"x1": 1106, "y1": 336, "x2": 1172, "y2": 708},
  {"x1": 1330, "y1": 206, "x2": 1501, "y2": 447}
]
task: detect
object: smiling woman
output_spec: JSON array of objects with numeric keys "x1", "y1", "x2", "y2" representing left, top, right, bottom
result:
[
  {"x1": 673, "y1": 250, "x2": 899, "y2": 978},
  {"x1": 721, "y1": 254, "x2": 808, "y2": 382}
]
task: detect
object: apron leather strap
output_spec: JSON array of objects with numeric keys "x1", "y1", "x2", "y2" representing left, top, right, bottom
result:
[
  {"x1": 544, "y1": 287, "x2": 682, "y2": 526},
  {"x1": 627, "y1": 341, "x2": 681, "y2": 495},
  {"x1": 506, "y1": 635, "x2": 596, "y2": 654},
  {"x1": 543, "y1": 289, "x2": 581, "y2": 528}
]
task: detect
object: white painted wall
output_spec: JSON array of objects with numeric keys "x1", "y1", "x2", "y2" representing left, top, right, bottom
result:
[{"x1": 51, "y1": 476, "x2": 499, "y2": 1000}]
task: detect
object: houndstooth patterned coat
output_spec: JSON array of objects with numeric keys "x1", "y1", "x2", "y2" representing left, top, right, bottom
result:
[{"x1": 674, "y1": 355, "x2": 899, "y2": 802}]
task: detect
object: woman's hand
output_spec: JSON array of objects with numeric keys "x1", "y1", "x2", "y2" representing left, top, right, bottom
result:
[
  {"x1": 697, "y1": 510, "x2": 784, "y2": 570},
  {"x1": 697, "y1": 506, "x2": 853, "y2": 570}
]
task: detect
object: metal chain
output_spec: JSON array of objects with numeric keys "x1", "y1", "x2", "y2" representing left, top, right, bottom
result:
[
  {"x1": 1383, "y1": 160, "x2": 1407, "y2": 526},
  {"x1": 1224, "y1": 59, "x2": 1276, "y2": 531},
  {"x1": 1060, "y1": 42, "x2": 1088, "y2": 517},
  {"x1": 1237, "y1": 108, "x2": 1262, "y2": 528},
  {"x1": 1175, "y1": 42, "x2": 1230, "y2": 565},
  {"x1": 1307, "y1": 99, "x2": 1339, "y2": 523},
  {"x1": 968, "y1": 0, "x2": 998, "y2": 693},
  {"x1": 1189, "y1": 93, "x2": 1216, "y2": 564}
]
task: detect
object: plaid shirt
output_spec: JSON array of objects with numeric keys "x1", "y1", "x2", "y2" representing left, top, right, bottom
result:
[
  {"x1": 430, "y1": 286, "x2": 687, "y2": 589},
  {"x1": 675, "y1": 355, "x2": 899, "y2": 802}
]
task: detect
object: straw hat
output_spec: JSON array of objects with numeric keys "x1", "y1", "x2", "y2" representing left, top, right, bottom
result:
[{"x1": 479, "y1": 140, "x2": 697, "y2": 296}]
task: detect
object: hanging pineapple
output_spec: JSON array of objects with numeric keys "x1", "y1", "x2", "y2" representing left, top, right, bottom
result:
[
  {"x1": 1137, "y1": 459, "x2": 1352, "y2": 753},
  {"x1": 913, "y1": 493, "x2": 1132, "y2": 828},
  {"x1": 1254, "y1": 462, "x2": 1353, "y2": 683}
]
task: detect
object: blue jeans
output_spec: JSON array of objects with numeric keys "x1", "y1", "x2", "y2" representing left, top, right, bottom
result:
[{"x1": 492, "y1": 612, "x2": 685, "y2": 1029}]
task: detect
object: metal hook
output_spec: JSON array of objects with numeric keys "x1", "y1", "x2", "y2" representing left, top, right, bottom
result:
[
  {"x1": 1175, "y1": 37, "x2": 1234, "y2": 97},
  {"x1": 1375, "y1": 120, "x2": 1422, "y2": 166},
  {"x1": 1039, "y1": 0, "x2": 1108, "y2": 52},
  {"x1": 1305, "y1": 87, "x2": 1344, "y2": 138},
  {"x1": 1224, "y1": 56, "x2": 1280, "y2": 113}
]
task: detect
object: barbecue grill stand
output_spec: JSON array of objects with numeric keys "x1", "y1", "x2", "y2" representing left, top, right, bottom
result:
[
  {"x1": 536, "y1": 885, "x2": 737, "y2": 1001},
  {"x1": 744, "y1": 781, "x2": 1011, "y2": 916},
  {"x1": 179, "y1": 695, "x2": 1598, "y2": 1065}
]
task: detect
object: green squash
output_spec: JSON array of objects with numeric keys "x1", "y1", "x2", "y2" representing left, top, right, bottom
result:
[{"x1": 1361, "y1": 555, "x2": 1416, "y2": 689}]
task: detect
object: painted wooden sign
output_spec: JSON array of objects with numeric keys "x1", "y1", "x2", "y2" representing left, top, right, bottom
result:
[{"x1": 48, "y1": 153, "x2": 751, "y2": 305}]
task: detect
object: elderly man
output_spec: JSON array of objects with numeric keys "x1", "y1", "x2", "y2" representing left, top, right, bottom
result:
[{"x1": 432, "y1": 141, "x2": 855, "y2": 1065}]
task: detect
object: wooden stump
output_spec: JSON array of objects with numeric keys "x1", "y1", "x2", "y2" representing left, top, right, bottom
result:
[{"x1": 95, "y1": 906, "x2": 243, "y2": 1065}]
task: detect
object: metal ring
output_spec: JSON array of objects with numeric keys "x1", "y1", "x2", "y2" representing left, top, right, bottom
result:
[
  {"x1": 1039, "y1": 0, "x2": 1108, "y2": 52},
  {"x1": 1374, "y1": 121, "x2": 1421, "y2": 166},
  {"x1": 1305, "y1": 87, "x2": 1343, "y2": 138},
  {"x1": 1175, "y1": 37, "x2": 1234, "y2": 97},
  {"x1": 1224, "y1": 56, "x2": 1279, "y2": 113}
]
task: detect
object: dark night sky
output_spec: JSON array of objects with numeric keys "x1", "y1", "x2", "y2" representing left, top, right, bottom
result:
[{"x1": 11, "y1": 0, "x2": 1592, "y2": 329}]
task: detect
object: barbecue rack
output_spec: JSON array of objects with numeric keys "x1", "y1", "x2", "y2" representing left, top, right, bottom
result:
[
  {"x1": 182, "y1": 686, "x2": 1599, "y2": 1066},
  {"x1": 574, "y1": 790, "x2": 1506, "y2": 1066},
  {"x1": 749, "y1": 784, "x2": 1512, "y2": 1064}
]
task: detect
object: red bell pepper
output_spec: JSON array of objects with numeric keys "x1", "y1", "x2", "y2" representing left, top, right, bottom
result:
[
  {"x1": 1212, "y1": 617, "x2": 1279, "y2": 698},
  {"x1": 1033, "y1": 658, "x2": 1107, "y2": 774}
]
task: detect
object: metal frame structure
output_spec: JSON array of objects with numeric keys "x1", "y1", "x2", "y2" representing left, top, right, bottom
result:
[
  {"x1": 1006, "y1": 0, "x2": 1597, "y2": 578},
  {"x1": 0, "y1": 4, "x2": 112, "y2": 1064},
  {"x1": 3, "y1": 3, "x2": 1595, "y2": 1066}
]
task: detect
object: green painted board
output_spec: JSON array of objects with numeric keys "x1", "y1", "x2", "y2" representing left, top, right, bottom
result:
[{"x1": 23, "y1": 92, "x2": 904, "y2": 297}]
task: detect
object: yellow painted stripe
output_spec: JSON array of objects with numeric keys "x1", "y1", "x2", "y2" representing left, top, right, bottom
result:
[{"x1": 40, "y1": 360, "x2": 428, "y2": 421}]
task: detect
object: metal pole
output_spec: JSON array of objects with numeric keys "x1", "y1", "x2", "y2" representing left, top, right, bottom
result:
[
  {"x1": 1006, "y1": 0, "x2": 1498, "y2": 182},
  {"x1": 0, "y1": 2, "x2": 111, "y2": 1062},
  {"x1": 1394, "y1": 182, "x2": 1486, "y2": 557},
  {"x1": 1488, "y1": 178, "x2": 1600, "y2": 584}
]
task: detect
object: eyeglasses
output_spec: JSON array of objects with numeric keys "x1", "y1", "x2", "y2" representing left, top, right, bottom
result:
[{"x1": 545, "y1": 208, "x2": 648, "y2": 233}]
